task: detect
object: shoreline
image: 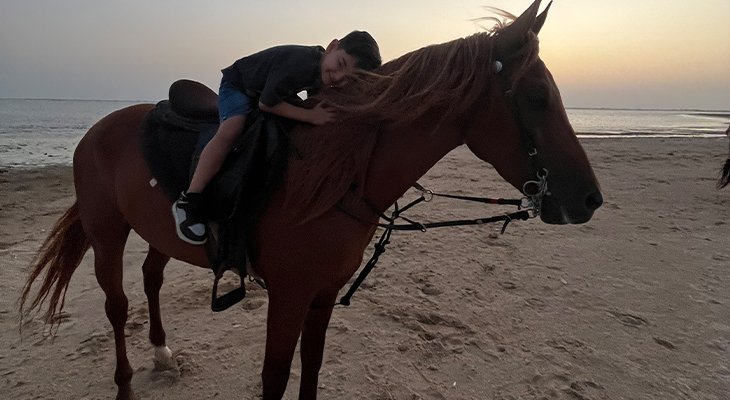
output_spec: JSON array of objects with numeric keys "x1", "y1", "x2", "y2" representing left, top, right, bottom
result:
[
  {"x1": 1, "y1": 136, "x2": 727, "y2": 171},
  {"x1": 3, "y1": 98, "x2": 729, "y2": 113}
]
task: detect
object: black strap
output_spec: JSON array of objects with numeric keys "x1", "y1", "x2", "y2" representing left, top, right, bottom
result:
[
  {"x1": 339, "y1": 227, "x2": 393, "y2": 306},
  {"x1": 386, "y1": 209, "x2": 530, "y2": 234},
  {"x1": 412, "y1": 182, "x2": 523, "y2": 206},
  {"x1": 428, "y1": 192, "x2": 522, "y2": 206}
]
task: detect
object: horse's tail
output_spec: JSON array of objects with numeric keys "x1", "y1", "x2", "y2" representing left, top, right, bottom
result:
[
  {"x1": 719, "y1": 157, "x2": 730, "y2": 189},
  {"x1": 20, "y1": 201, "x2": 91, "y2": 325}
]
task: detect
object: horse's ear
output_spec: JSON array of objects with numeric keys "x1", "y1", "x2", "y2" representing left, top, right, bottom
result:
[
  {"x1": 532, "y1": 1, "x2": 552, "y2": 35},
  {"x1": 495, "y1": 0, "x2": 541, "y2": 57}
]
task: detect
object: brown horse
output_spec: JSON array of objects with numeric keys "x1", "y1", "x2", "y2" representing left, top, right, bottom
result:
[
  {"x1": 20, "y1": 1, "x2": 602, "y2": 399},
  {"x1": 718, "y1": 124, "x2": 730, "y2": 189}
]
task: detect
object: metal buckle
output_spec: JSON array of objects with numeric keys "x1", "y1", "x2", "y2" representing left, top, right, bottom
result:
[
  {"x1": 521, "y1": 168, "x2": 549, "y2": 218},
  {"x1": 415, "y1": 184, "x2": 434, "y2": 202}
]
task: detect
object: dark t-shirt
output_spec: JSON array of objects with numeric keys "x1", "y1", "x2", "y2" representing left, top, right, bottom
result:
[{"x1": 221, "y1": 45, "x2": 324, "y2": 107}]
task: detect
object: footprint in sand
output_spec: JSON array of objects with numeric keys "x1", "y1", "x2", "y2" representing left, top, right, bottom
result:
[
  {"x1": 70, "y1": 331, "x2": 111, "y2": 360},
  {"x1": 525, "y1": 297, "x2": 547, "y2": 309},
  {"x1": 126, "y1": 306, "x2": 149, "y2": 334},
  {"x1": 653, "y1": 337, "x2": 676, "y2": 350},
  {"x1": 608, "y1": 310, "x2": 648, "y2": 327},
  {"x1": 545, "y1": 337, "x2": 589, "y2": 357},
  {"x1": 419, "y1": 283, "x2": 442, "y2": 296},
  {"x1": 498, "y1": 281, "x2": 517, "y2": 290},
  {"x1": 240, "y1": 298, "x2": 266, "y2": 310},
  {"x1": 563, "y1": 380, "x2": 604, "y2": 400}
]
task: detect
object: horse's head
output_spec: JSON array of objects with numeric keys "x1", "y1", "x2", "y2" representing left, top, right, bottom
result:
[{"x1": 464, "y1": 0, "x2": 602, "y2": 224}]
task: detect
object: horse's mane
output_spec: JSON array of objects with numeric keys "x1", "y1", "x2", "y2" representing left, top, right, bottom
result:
[{"x1": 283, "y1": 16, "x2": 540, "y2": 223}]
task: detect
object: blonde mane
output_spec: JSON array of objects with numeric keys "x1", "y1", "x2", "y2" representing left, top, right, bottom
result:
[{"x1": 283, "y1": 18, "x2": 540, "y2": 223}]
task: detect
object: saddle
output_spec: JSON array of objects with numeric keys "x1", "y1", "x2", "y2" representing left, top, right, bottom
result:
[{"x1": 141, "y1": 79, "x2": 295, "y2": 311}]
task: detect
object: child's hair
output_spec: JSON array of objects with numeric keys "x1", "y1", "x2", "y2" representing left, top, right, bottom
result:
[{"x1": 339, "y1": 31, "x2": 382, "y2": 71}]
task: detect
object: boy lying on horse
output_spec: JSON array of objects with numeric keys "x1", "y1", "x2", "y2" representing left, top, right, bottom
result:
[{"x1": 172, "y1": 31, "x2": 382, "y2": 244}]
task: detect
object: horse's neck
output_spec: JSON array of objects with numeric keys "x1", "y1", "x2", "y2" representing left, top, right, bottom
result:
[{"x1": 364, "y1": 118, "x2": 463, "y2": 211}]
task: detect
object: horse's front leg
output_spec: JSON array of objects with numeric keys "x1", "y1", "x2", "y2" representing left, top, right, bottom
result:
[
  {"x1": 298, "y1": 289, "x2": 338, "y2": 400},
  {"x1": 262, "y1": 287, "x2": 312, "y2": 400}
]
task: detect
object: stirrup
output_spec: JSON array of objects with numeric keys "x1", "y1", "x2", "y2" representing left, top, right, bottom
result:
[{"x1": 211, "y1": 268, "x2": 246, "y2": 312}]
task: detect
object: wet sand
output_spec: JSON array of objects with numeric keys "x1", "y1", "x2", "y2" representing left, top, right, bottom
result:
[{"x1": 1, "y1": 138, "x2": 728, "y2": 399}]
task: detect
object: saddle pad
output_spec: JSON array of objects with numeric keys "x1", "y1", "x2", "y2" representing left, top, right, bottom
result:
[{"x1": 140, "y1": 101, "x2": 213, "y2": 201}]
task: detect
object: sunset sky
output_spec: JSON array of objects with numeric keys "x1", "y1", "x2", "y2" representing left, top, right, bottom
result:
[{"x1": 1, "y1": 0, "x2": 729, "y2": 109}]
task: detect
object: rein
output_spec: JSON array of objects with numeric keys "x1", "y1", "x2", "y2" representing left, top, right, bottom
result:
[
  {"x1": 334, "y1": 56, "x2": 551, "y2": 308},
  {"x1": 336, "y1": 170, "x2": 547, "y2": 307},
  {"x1": 340, "y1": 182, "x2": 537, "y2": 233}
]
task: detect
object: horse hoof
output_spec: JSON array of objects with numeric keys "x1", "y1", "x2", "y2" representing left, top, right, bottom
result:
[
  {"x1": 153, "y1": 345, "x2": 177, "y2": 371},
  {"x1": 116, "y1": 389, "x2": 140, "y2": 400}
]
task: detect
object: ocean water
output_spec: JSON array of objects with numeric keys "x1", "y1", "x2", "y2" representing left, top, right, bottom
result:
[
  {"x1": 0, "y1": 99, "x2": 728, "y2": 168},
  {"x1": 0, "y1": 99, "x2": 139, "y2": 168},
  {"x1": 569, "y1": 108, "x2": 730, "y2": 139}
]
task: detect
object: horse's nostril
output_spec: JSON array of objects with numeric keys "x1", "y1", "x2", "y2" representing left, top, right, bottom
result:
[{"x1": 586, "y1": 191, "x2": 603, "y2": 211}]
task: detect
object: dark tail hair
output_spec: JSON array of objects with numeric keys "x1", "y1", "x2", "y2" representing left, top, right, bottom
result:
[
  {"x1": 719, "y1": 157, "x2": 730, "y2": 189},
  {"x1": 20, "y1": 202, "x2": 91, "y2": 326}
]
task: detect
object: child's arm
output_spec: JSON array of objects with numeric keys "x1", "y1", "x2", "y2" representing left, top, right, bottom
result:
[{"x1": 259, "y1": 101, "x2": 335, "y2": 125}]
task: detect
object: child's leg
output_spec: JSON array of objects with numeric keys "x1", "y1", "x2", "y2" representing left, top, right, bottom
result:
[
  {"x1": 172, "y1": 80, "x2": 250, "y2": 244},
  {"x1": 187, "y1": 115, "x2": 246, "y2": 193},
  {"x1": 171, "y1": 115, "x2": 246, "y2": 245}
]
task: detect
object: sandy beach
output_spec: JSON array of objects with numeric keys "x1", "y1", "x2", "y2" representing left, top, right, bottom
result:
[{"x1": 1, "y1": 137, "x2": 728, "y2": 399}]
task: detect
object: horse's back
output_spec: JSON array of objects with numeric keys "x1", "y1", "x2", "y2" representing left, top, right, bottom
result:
[{"x1": 74, "y1": 104, "x2": 154, "y2": 174}]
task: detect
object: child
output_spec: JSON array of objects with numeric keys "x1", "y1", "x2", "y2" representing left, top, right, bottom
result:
[{"x1": 172, "y1": 31, "x2": 381, "y2": 244}]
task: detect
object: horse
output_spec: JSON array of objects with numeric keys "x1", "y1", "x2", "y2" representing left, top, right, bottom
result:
[
  {"x1": 20, "y1": 1, "x2": 602, "y2": 399},
  {"x1": 718, "y1": 124, "x2": 730, "y2": 189}
]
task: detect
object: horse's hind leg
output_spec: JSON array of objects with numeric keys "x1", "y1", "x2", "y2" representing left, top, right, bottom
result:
[
  {"x1": 141, "y1": 245, "x2": 176, "y2": 370},
  {"x1": 89, "y1": 223, "x2": 136, "y2": 400}
]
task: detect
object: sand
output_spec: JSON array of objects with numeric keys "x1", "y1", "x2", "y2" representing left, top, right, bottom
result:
[{"x1": 1, "y1": 138, "x2": 728, "y2": 400}]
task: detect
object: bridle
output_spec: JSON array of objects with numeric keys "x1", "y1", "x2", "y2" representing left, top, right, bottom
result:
[
  {"x1": 494, "y1": 59, "x2": 551, "y2": 216},
  {"x1": 333, "y1": 59, "x2": 551, "y2": 308}
]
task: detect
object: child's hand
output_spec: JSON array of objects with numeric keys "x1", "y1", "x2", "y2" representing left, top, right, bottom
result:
[{"x1": 307, "y1": 103, "x2": 337, "y2": 125}]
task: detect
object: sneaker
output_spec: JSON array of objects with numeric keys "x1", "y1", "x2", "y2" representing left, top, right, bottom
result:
[{"x1": 172, "y1": 192, "x2": 207, "y2": 245}]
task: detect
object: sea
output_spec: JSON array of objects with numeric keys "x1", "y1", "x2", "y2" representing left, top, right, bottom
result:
[{"x1": 0, "y1": 98, "x2": 728, "y2": 168}]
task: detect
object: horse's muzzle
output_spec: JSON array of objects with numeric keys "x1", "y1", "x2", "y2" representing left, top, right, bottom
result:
[{"x1": 539, "y1": 189, "x2": 603, "y2": 224}]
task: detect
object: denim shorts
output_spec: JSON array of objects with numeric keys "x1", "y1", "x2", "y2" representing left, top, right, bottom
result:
[{"x1": 218, "y1": 80, "x2": 253, "y2": 122}]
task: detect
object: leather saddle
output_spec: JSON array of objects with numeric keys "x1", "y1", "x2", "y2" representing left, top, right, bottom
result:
[
  {"x1": 169, "y1": 79, "x2": 219, "y2": 121},
  {"x1": 140, "y1": 79, "x2": 294, "y2": 311}
]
